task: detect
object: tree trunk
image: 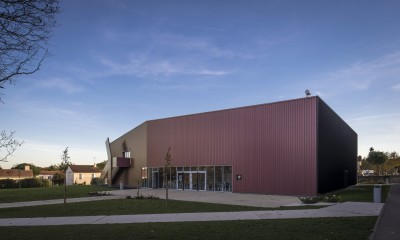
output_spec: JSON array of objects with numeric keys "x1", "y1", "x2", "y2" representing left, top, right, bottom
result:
[
  {"x1": 64, "y1": 172, "x2": 67, "y2": 204},
  {"x1": 165, "y1": 171, "x2": 168, "y2": 205}
]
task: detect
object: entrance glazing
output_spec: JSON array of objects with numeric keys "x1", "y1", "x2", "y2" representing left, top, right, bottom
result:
[
  {"x1": 143, "y1": 165, "x2": 232, "y2": 192},
  {"x1": 177, "y1": 171, "x2": 206, "y2": 191}
]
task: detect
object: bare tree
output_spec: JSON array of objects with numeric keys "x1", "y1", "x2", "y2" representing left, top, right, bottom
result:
[
  {"x1": 0, "y1": 130, "x2": 23, "y2": 162},
  {"x1": 61, "y1": 147, "x2": 71, "y2": 204},
  {"x1": 0, "y1": 0, "x2": 60, "y2": 98},
  {"x1": 0, "y1": 1, "x2": 59, "y2": 162},
  {"x1": 164, "y1": 147, "x2": 172, "y2": 205}
]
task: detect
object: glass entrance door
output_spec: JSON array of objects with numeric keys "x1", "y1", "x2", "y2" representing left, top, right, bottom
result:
[
  {"x1": 177, "y1": 171, "x2": 206, "y2": 191},
  {"x1": 152, "y1": 171, "x2": 159, "y2": 189},
  {"x1": 192, "y1": 171, "x2": 206, "y2": 191}
]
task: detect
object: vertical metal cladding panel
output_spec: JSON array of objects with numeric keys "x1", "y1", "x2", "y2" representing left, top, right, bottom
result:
[{"x1": 147, "y1": 97, "x2": 318, "y2": 195}]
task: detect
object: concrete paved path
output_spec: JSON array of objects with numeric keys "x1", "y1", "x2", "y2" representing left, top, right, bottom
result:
[
  {"x1": 0, "y1": 201, "x2": 383, "y2": 227},
  {"x1": 110, "y1": 189, "x2": 302, "y2": 208},
  {"x1": 372, "y1": 183, "x2": 400, "y2": 240}
]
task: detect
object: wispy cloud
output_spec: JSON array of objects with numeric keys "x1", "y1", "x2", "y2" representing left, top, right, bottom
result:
[
  {"x1": 96, "y1": 54, "x2": 229, "y2": 79},
  {"x1": 100, "y1": 29, "x2": 256, "y2": 60},
  {"x1": 329, "y1": 52, "x2": 400, "y2": 90},
  {"x1": 35, "y1": 77, "x2": 84, "y2": 93},
  {"x1": 348, "y1": 113, "x2": 400, "y2": 124},
  {"x1": 308, "y1": 52, "x2": 400, "y2": 97},
  {"x1": 178, "y1": 38, "x2": 254, "y2": 59}
]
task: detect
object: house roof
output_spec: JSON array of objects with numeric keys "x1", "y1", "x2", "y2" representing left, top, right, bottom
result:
[
  {"x1": 69, "y1": 165, "x2": 101, "y2": 173},
  {"x1": 0, "y1": 169, "x2": 34, "y2": 178}
]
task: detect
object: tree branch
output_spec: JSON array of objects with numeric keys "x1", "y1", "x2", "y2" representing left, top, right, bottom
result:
[
  {"x1": 0, "y1": 130, "x2": 24, "y2": 162},
  {"x1": 0, "y1": 0, "x2": 60, "y2": 101}
]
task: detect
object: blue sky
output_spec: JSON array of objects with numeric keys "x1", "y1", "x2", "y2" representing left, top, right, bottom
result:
[{"x1": 1, "y1": 0, "x2": 400, "y2": 169}]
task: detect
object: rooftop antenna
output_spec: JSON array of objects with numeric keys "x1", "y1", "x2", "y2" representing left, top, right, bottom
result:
[{"x1": 305, "y1": 89, "x2": 311, "y2": 97}]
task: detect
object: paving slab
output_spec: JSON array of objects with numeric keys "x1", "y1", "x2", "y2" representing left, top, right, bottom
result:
[{"x1": 110, "y1": 188, "x2": 302, "y2": 208}]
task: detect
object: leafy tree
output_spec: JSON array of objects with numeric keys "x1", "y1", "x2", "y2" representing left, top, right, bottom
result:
[
  {"x1": 366, "y1": 148, "x2": 388, "y2": 175},
  {"x1": 0, "y1": 0, "x2": 60, "y2": 95},
  {"x1": 12, "y1": 163, "x2": 41, "y2": 176},
  {"x1": 0, "y1": 131, "x2": 23, "y2": 162},
  {"x1": 52, "y1": 172, "x2": 64, "y2": 186},
  {"x1": 359, "y1": 157, "x2": 374, "y2": 170},
  {"x1": 164, "y1": 147, "x2": 172, "y2": 205},
  {"x1": 380, "y1": 151, "x2": 400, "y2": 175},
  {"x1": 367, "y1": 150, "x2": 387, "y2": 165},
  {"x1": 96, "y1": 160, "x2": 107, "y2": 170},
  {"x1": 43, "y1": 164, "x2": 60, "y2": 171},
  {"x1": 388, "y1": 151, "x2": 399, "y2": 160},
  {"x1": 59, "y1": 161, "x2": 71, "y2": 172},
  {"x1": 360, "y1": 151, "x2": 400, "y2": 176}
]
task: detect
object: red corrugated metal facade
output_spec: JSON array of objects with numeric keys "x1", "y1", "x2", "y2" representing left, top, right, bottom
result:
[{"x1": 147, "y1": 97, "x2": 318, "y2": 195}]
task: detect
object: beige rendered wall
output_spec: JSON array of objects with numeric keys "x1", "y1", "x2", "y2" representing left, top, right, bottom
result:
[
  {"x1": 110, "y1": 122, "x2": 147, "y2": 188},
  {"x1": 72, "y1": 172, "x2": 100, "y2": 185}
]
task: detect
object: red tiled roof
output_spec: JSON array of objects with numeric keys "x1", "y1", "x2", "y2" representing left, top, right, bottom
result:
[
  {"x1": 69, "y1": 165, "x2": 101, "y2": 173},
  {"x1": 0, "y1": 169, "x2": 34, "y2": 178}
]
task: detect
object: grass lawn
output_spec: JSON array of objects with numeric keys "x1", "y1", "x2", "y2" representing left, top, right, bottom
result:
[
  {"x1": 0, "y1": 217, "x2": 377, "y2": 240},
  {"x1": 0, "y1": 185, "x2": 110, "y2": 203},
  {"x1": 329, "y1": 184, "x2": 391, "y2": 202},
  {"x1": 0, "y1": 184, "x2": 386, "y2": 239},
  {"x1": 0, "y1": 198, "x2": 323, "y2": 218}
]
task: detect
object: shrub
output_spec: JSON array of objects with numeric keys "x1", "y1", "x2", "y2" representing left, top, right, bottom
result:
[
  {"x1": 89, "y1": 191, "x2": 110, "y2": 196},
  {"x1": 298, "y1": 196, "x2": 319, "y2": 204},
  {"x1": 20, "y1": 178, "x2": 44, "y2": 188},
  {"x1": 0, "y1": 179, "x2": 17, "y2": 189},
  {"x1": 52, "y1": 173, "x2": 65, "y2": 186},
  {"x1": 323, "y1": 194, "x2": 341, "y2": 203},
  {"x1": 299, "y1": 194, "x2": 342, "y2": 204},
  {"x1": 91, "y1": 177, "x2": 103, "y2": 185},
  {"x1": 41, "y1": 179, "x2": 51, "y2": 187},
  {"x1": 128, "y1": 194, "x2": 159, "y2": 200},
  {"x1": 0, "y1": 178, "x2": 52, "y2": 189}
]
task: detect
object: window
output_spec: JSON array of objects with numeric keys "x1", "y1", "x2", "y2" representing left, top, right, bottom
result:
[
  {"x1": 79, "y1": 173, "x2": 82, "y2": 180},
  {"x1": 92, "y1": 174, "x2": 95, "y2": 179},
  {"x1": 123, "y1": 151, "x2": 131, "y2": 158}
]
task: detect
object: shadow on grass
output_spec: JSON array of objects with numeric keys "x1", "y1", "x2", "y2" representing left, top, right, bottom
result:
[{"x1": 0, "y1": 217, "x2": 377, "y2": 240}]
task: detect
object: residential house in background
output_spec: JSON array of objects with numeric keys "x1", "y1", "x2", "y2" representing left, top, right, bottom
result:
[
  {"x1": 0, "y1": 166, "x2": 34, "y2": 180},
  {"x1": 66, "y1": 165, "x2": 101, "y2": 185},
  {"x1": 37, "y1": 170, "x2": 62, "y2": 181}
]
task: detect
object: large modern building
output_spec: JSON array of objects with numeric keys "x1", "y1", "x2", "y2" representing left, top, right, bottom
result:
[{"x1": 101, "y1": 96, "x2": 357, "y2": 196}]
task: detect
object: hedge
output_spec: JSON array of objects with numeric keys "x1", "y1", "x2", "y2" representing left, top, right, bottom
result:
[{"x1": 0, "y1": 178, "x2": 51, "y2": 189}]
